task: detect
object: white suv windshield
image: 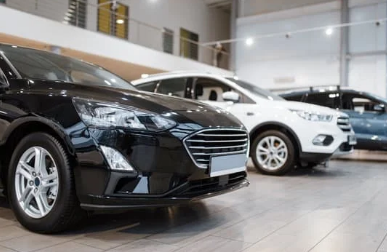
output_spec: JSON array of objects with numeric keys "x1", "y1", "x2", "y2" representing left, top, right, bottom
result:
[
  {"x1": 226, "y1": 78, "x2": 284, "y2": 101},
  {"x1": 1, "y1": 45, "x2": 135, "y2": 90}
]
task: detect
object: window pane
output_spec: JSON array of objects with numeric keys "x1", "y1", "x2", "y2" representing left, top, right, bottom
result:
[
  {"x1": 180, "y1": 28, "x2": 198, "y2": 60},
  {"x1": 67, "y1": 0, "x2": 87, "y2": 28},
  {"x1": 195, "y1": 78, "x2": 231, "y2": 102},
  {"x1": 163, "y1": 28, "x2": 174, "y2": 54},
  {"x1": 98, "y1": 0, "x2": 128, "y2": 39},
  {"x1": 342, "y1": 94, "x2": 380, "y2": 112},
  {"x1": 305, "y1": 93, "x2": 339, "y2": 108},
  {"x1": 137, "y1": 82, "x2": 158, "y2": 92},
  {"x1": 158, "y1": 79, "x2": 186, "y2": 97}
]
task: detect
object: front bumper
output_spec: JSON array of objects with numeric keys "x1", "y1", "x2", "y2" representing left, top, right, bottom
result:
[
  {"x1": 70, "y1": 123, "x2": 249, "y2": 211},
  {"x1": 80, "y1": 172, "x2": 249, "y2": 211}
]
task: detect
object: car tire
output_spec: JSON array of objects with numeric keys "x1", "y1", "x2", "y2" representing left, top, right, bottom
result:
[
  {"x1": 251, "y1": 130, "x2": 295, "y2": 176},
  {"x1": 8, "y1": 132, "x2": 84, "y2": 233}
]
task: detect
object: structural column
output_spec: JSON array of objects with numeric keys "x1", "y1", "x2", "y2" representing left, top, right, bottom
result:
[
  {"x1": 340, "y1": 0, "x2": 349, "y2": 87},
  {"x1": 230, "y1": 0, "x2": 238, "y2": 72}
]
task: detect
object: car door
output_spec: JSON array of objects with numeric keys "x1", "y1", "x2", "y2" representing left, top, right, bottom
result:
[
  {"x1": 341, "y1": 92, "x2": 387, "y2": 150},
  {"x1": 192, "y1": 77, "x2": 257, "y2": 131}
]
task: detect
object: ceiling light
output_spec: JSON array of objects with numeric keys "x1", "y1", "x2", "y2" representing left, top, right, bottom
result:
[
  {"x1": 116, "y1": 19, "x2": 124, "y2": 24},
  {"x1": 245, "y1": 38, "x2": 254, "y2": 46},
  {"x1": 325, "y1": 28, "x2": 333, "y2": 36},
  {"x1": 141, "y1": 74, "x2": 149, "y2": 78}
]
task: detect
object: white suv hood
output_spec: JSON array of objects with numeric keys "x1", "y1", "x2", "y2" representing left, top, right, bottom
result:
[{"x1": 272, "y1": 100, "x2": 347, "y2": 118}]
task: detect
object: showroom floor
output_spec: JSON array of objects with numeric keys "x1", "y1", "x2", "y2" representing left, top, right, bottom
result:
[{"x1": 0, "y1": 160, "x2": 386, "y2": 252}]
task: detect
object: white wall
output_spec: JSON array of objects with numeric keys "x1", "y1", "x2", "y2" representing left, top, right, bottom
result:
[
  {"x1": 235, "y1": 0, "x2": 387, "y2": 96},
  {"x1": 0, "y1": 6, "x2": 232, "y2": 76},
  {"x1": 240, "y1": 0, "x2": 334, "y2": 17},
  {"x1": 5, "y1": 0, "x2": 68, "y2": 22},
  {"x1": 3, "y1": 0, "x2": 230, "y2": 68},
  {"x1": 348, "y1": 2, "x2": 387, "y2": 96}
]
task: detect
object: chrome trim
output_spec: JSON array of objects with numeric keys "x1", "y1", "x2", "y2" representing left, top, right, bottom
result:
[
  {"x1": 192, "y1": 150, "x2": 247, "y2": 156},
  {"x1": 183, "y1": 128, "x2": 249, "y2": 169},
  {"x1": 186, "y1": 138, "x2": 248, "y2": 143}
]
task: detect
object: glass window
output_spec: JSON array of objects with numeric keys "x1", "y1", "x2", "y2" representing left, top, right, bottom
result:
[
  {"x1": 194, "y1": 78, "x2": 253, "y2": 103},
  {"x1": 98, "y1": 0, "x2": 129, "y2": 39},
  {"x1": 282, "y1": 93, "x2": 304, "y2": 102},
  {"x1": 137, "y1": 81, "x2": 158, "y2": 92},
  {"x1": 180, "y1": 28, "x2": 198, "y2": 60},
  {"x1": 66, "y1": 0, "x2": 87, "y2": 28},
  {"x1": 157, "y1": 78, "x2": 187, "y2": 98},
  {"x1": 304, "y1": 93, "x2": 340, "y2": 109},
  {"x1": 163, "y1": 28, "x2": 174, "y2": 54},
  {"x1": 0, "y1": 45, "x2": 135, "y2": 90},
  {"x1": 342, "y1": 94, "x2": 382, "y2": 113}
]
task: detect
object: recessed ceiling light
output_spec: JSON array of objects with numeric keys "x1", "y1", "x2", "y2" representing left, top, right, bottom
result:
[
  {"x1": 245, "y1": 38, "x2": 254, "y2": 46},
  {"x1": 116, "y1": 19, "x2": 124, "y2": 24},
  {"x1": 325, "y1": 28, "x2": 333, "y2": 36}
]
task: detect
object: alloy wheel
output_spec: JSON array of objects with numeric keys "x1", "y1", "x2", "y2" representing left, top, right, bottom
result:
[
  {"x1": 256, "y1": 136, "x2": 288, "y2": 171},
  {"x1": 14, "y1": 147, "x2": 59, "y2": 219}
]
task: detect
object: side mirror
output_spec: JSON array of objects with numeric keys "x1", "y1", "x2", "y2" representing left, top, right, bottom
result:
[
  {"x1": 374, "y1": 104, "x2": 385, "y2": 113},
  {"x1": 222, "y1": 91, "x2": 240, "y2": 103}
]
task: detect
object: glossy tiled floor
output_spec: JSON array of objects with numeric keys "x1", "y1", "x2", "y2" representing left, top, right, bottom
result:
[{"x1": 0, "y1": 160, "x2": 387, "y2": 252}]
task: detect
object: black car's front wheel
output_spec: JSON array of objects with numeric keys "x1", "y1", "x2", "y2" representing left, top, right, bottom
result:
[
  {"x1": 251, "y1": 130, "x2": 295, "y2": 175},
  {"x1": 8, "y1": 132, "x2": 83, "y2": 233}
]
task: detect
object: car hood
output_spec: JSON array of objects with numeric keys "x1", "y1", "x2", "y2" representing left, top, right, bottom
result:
[
  {"x1": 271, "y1": 100, "x2": 347, "y2": 117},
  {"x1": 27, "y1": 80, "x2": 244, "y2": 128}
]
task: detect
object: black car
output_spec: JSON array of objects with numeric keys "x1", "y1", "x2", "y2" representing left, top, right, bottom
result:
[
  {"x1": 0, "y1": 44, "x2": 249, "y2": 233},
  {"x1": 281, "y1": 86, "x2": 387, "y2": 150}
]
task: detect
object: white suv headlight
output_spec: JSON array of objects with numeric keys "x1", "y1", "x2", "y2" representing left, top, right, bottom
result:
[
  {"x1": 291, "y1": 109, "x2": 333, "y2": 122},
  {"x1": 73, "y1": 98, "x2": 176, "y2": 131}
]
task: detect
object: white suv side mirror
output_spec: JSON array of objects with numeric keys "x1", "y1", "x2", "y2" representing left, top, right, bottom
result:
[{"x1": 222, "y1": 91, "x2": 240, "y2": 103}]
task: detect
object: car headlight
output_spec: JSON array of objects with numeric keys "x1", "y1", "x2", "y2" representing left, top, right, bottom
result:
[
  {"x1": 291, "y1": 109, "x2": 333, "y2": 122},
  {"x1": 73, "y1": 98, "x2": 176, "y2": 131}
]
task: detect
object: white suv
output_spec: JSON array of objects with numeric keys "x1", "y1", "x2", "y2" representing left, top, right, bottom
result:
[{"x1": 132, "y1": 72, "x2": 356, "y2": 175}]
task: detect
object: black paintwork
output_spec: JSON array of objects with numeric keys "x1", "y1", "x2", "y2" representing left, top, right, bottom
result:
[
  {"x1": 281, "y1": 89, "x2": 387, "y2": 150},
  {"x1": 0, "y1": 44, "x2": 248, "y2": 210}
]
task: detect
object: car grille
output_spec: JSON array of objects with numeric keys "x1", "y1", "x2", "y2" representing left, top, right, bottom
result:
[
  {"x1": 337, "y1": 116, "x2": 351, "y2": 132},
  {"x1": 184, "y1": 128, "x2": 249, "y2": 168}
]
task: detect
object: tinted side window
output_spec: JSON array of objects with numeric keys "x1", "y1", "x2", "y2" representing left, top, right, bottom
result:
[
  {"x1": 156, "y1": 78, "x2": 187, "y2": 98},
  {"x1": 137, "y1": 81, "x2": 158, "y2": 92},
  {"x1": 283, "y1": 94, "x2": 303, "y2": 102},
  {"x1": 304, "y1": 93, "x2": 340, "y2": 109},
  {"x1": 194, "y1": 78, "x2": 254, "y2": 103},
  {"x1": 342, "y1": 94, "x2": 381, "y2": 112}
]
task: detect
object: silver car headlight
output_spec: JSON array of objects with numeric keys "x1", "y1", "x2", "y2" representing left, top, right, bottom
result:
[
  {"x1": 290, "y1": 109, "x2": 333, "y2": 122},
  {"x1": 73, "y1": 98, "x2": 176, "y2": 131}
]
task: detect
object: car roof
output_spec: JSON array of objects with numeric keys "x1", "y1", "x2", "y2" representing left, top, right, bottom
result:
[
  {"x1": 131, "y1": 71, "x2": 234, "y2": 85},
  {"x1": 280, "y1": 86, "x2": 358, "y2": 97}
]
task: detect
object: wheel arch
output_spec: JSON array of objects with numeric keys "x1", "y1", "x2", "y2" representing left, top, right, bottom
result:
[
  {"x1": 249, "y1": 122, "x2": 302, "y2": 157},
  {"x1": 0, "y1": 117, "x2": 76, "y2": 186}
]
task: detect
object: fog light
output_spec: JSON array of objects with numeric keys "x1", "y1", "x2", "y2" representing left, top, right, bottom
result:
[
  {"x1": 100, "y1": 146, "x2": 134, "y2": 171},
  {"x1": 312, "y1": 135, "x2": 334, "y2": 146}
]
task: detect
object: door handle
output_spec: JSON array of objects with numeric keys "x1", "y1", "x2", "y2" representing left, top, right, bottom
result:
[{"x1": 247, "y1": 112, "x2": 254, "y2": 116}]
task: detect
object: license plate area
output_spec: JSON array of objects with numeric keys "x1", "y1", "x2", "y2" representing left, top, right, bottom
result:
[
  {"x1": 348, "y1": 135, "x2": 357, "y2": 145},
  {"x1": 209, "y1": 154, "x2": 247, "y2": 177}
]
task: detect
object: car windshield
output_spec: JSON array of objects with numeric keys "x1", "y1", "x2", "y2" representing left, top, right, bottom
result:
[
  {"x1": 0, "y1": 45, "x2": 135, "y2": 90},
  {"x1": 226, "y1": 78, "x2": 284, "y2": 101}
]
